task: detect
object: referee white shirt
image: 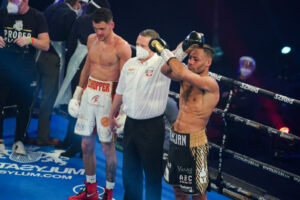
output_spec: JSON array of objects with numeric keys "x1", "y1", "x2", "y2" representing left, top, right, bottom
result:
[{"x1": 116, "y1": 53, "x2": 171, "y2": 120}]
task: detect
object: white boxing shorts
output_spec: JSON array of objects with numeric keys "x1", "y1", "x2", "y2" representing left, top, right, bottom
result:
[{"x1": 75, "y1": 76, "x2": 117, "y2": 142}]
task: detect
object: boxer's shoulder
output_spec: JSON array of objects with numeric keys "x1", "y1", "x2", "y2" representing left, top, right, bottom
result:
[{"x1": 87, "y1": 33, "x2": 98, "y2": 49}]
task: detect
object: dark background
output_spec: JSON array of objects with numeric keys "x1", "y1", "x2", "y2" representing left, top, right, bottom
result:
[{"x1": 109, "y1": 0, "x2": 300, "y2": 135}]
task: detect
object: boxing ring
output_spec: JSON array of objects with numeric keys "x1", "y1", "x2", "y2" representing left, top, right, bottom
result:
[
  {"x1": 170, "y1": 72, "x2": 299, "y2": 200},
  {"x1": 101, "y1": 69, "x2": 300, "y2": 200},
  {"x1": 2, "y1": 43, "x2": 299, "y2": 199}
]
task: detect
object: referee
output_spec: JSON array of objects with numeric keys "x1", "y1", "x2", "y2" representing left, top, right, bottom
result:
[{"x1": 109, "y1": 29, "x2": 174, "y2": 200}]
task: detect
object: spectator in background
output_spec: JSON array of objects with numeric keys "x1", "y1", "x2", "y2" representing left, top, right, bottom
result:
[
  {"x1": 32, "y1": 0, "x2": 80, "y2": 146},
  {"x1": 55, "y1": 0, "x2": 111, "y2": 157},
  {"x1": 28, "y1": 0, "x2": 54, "y2": 11},
  {"x1": 224, "y1": 56, "x2": 265, "y2": 155},
  {"x1": 0, "y1": 0, "x2": 50, "y2": 154}
]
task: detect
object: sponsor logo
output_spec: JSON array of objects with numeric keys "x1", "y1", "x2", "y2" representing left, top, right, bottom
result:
[
  {"x1": 128, "y1": 68, "x2": 135, "y2": 71},
  {"x1": 72, "y1": 184, "x2": 116, "y2": 200},
  {"x1": 4, "y1": 20, "x2": 32, "y2": 43},
  {"x1": 76, "y1": 123, "x2": 85, "y2": 131},
  {"x1": 197, "y1": 168, "x2": 207, "y2": 184},
  {"x1": 100, "y1": 117, "x2": 109, "y2": 127},
  {"x1": 88, "y1": 81, "x2": 110, "y2": 92},
  {"x1": 233, "y1": 154, "x2": 260, "y2": 168},
  {"x1": 262, "y1": 165, "x2": 290, "y2": 179},
  {"x1": 180, "y1": 185, "x2": 194, "y2": 193},
  {"x1": 209, "y1": 72, "x2": 222, "y2": 81},
  {"x1": 13, "y1": 20, "x2": 23, "y2": 31},
  {"x1": 179, "y1": 174, "x2": 192, "y2": 184},
  {"x1": 240, "y1": 83, "x2": 259, "y2": 93},
  {"x1": 177, "y1": 166, "x2": 192, "y2": 174},
  {"x1": 274, "y1": 94, "x2": 294, "y2": 104},
  {"x1": 86, "y1": 192, "x2": 96, "y2": 198},
  {"x1": 170, "y1": 132, "x2": 187, "y2": 146},
  {"x1": 92, "y1": 95, "x2": 100, "y2": 103},
  {"x1": 145, "y1": 67, "x2": 155, "y2": 77},
  {"x1": 0, "y1": 146, "x2": 84, "y2": 180},
  {"x1": 0, "y1": 146, "x2": 68, "y2": 165}
]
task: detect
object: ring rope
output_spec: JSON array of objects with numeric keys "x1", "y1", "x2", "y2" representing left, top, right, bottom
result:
[
  {"x1": 213, "y1": 108, "x2": 300, "y2": 141},
  {"x1": 208, "y1": 72, "x2": 300, "y2": 106},
  {"x1": 210, "y1": 142, "x2": 300, "y2": 184}
]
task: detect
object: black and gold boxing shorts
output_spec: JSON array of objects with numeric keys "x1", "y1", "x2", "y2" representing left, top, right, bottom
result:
[{"x1": 164, "y1": 129, "x2": 209, "y2": 195}]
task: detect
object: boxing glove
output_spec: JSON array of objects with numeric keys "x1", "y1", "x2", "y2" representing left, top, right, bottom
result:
[
  {"x1": 182, "y1": 31, "x2": 205, "y2": 53},
  {"x1": 68, "y1": 86, "x2": 83, "y2": 118},
  {"x1": 149, "y1": 38, "x2": 176, "y2": 63},
  {"x1": 149, "y1": 38, "x2": 168, "y2": 55}
]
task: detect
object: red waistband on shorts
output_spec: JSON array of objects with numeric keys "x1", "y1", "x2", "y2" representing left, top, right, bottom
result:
[{"x1": 87, "y1": 77, "x2": 117, "y2": 93}]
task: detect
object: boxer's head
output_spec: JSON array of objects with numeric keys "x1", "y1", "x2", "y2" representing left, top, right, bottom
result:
[
  {"x1": 188, "y1": 44, "x2": 215, "y2": 74},
  {"x1": 92, "y1": 8, "x2": 114, "y2": 41},
  {"x1": 136, "y1": 29, "x2": 160, "y2": 61}
]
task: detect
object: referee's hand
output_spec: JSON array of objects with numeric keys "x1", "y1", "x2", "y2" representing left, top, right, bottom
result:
[{"x1": 109, "y1": 116, "x2": 120, "y2": 134}]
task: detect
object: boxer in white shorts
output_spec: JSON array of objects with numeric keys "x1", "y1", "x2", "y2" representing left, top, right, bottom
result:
[
  {"x1": 67, "y1": 8, "x2": 132, "y2": 200},
  {"x1": 75, "y1": 76, "x2": 118, "y2": 142}
]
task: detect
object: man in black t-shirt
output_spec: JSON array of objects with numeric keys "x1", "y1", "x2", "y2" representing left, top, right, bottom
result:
[{"x1": 0, "y1": 0, "x2": 50, "y2": 155}]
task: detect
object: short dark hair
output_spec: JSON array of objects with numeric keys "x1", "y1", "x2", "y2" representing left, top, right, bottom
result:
[
  {"x1": 65, "y1": 0, "x2": 78, "y2": 7},
  {"x1": 139, "y1": 29, "x2": 160, "y2": 39},
  {"x1": 202, "y1": 44, "x2": 215, "y2": 58},
  {"x1": 91, "y1": 8, "x2": 113, "y2": 23}
]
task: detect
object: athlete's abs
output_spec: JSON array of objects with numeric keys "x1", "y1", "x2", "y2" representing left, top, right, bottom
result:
[
  {"x1": 174, "y1": 83, "x2": 213, "y2": 133},
  {"x1": 88, "y1": 39, "x2": 121, "y2": 81}
]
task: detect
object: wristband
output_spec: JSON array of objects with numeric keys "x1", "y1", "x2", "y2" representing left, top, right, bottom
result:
[
  {"x1": 28, "y1": 37, "x2": 32, "y2": 45},
  {"x1": 31, "y1": 37, "x2": 34, "y2": 45},
  {"x1": 73, "y1": 86, "x2": 83, "y2": 100},
  {"x1": 174, "y1": 47, "x2": 187, "y2": 61},
  {"x1": 161, "y1": 49, "x2": 176, "y2": 63}
]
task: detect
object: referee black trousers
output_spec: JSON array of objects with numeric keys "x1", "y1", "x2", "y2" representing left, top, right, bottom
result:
[{"x1": 123, "y1": 115, "x2": 165, "y2": 200}]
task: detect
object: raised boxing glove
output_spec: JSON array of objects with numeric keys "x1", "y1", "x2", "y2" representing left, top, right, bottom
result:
[
  {"x1": 182, "y1": 31, "x2": 205, "y2": 53},
  {"x1": 149, "y1": 37, "x2": 175, "y2": 63},
  {"x1": 148, "y1": 38, "x2": 168, "y2": 55}
]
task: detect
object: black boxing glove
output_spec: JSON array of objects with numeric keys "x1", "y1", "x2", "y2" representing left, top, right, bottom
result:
[
  {"x1": 149, "y1": 38, "x2": 168, "y2": 55},
  {"x1": 182, "y1": 31, "x2": 205, "y2": 53}
]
